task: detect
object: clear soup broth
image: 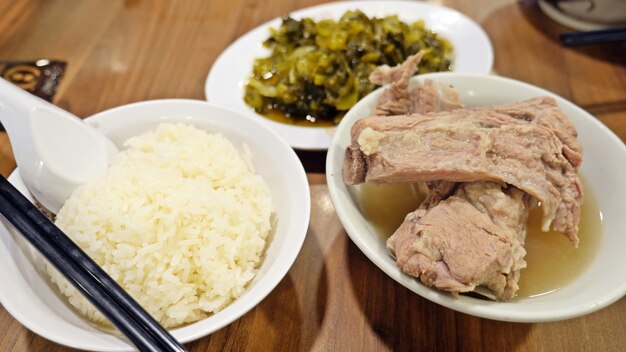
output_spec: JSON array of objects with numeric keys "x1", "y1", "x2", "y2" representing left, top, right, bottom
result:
[{"x1": 355, "y1": 181, "x2": 601, "y2": 299}]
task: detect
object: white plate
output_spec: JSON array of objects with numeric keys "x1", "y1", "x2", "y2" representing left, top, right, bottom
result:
[
  {"x1": 0, "y1": 100, "x2": 310, "y2": 351},
  {"x1": 205, "y1": 1, "x2": 493, "y2": 150},
  {"x1": 326, "y1": 73, "x2": 626, "y2": 322}
]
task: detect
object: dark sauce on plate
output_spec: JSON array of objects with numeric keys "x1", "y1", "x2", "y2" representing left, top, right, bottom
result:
[{"x1": 262, "y1": 110, "x2": 339, "y2": 127}]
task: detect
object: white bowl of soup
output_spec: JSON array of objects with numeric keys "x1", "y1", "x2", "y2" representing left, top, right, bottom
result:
[{"x1": 326, "y1": 73, "x2": 626, "y2": 322}]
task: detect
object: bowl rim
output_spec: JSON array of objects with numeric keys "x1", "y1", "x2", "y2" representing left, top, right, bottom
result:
[
  {"x1": 325, "y1": 72, "x2": 626, "y2": 322},
  {"x1": 0, "y1": 99, "x2": 311, "y2": 350}
]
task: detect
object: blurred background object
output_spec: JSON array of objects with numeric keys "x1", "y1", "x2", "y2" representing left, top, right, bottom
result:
[
  {"x1": 560, "y1": 26, "x2": 626, "y2": 46},
  {"x1": 538, "y1": 0, "x2": 626, "y2": 30}
]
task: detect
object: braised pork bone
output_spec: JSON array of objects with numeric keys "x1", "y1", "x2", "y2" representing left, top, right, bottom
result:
[
  {"x1": 387, "y1": 182, "x2": 530, "y2": 300},
  {"x1": 342, "y1": 53, "x2": 583, "y2": 300},
  {"x1": 344, "y1": 97, "x2": 583, "y2": 245},
  {"x1": 368, "y1": 52, "x2": 464, "y2": 116}
]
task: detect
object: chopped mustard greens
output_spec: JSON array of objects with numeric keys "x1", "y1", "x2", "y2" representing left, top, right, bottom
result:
[{"x1": 244, "y1": 10, "x2": 453, "y2": 125}]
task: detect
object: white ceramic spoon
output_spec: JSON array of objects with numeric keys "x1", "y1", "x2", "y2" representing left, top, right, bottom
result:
[{"x1": 0, "y1": 78, "x2": 118, "y2": 213}]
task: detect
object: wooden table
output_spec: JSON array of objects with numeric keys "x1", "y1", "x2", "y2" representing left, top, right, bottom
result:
[{"x1": 1, "y1": 1, "x2": 625, "y2": 351}]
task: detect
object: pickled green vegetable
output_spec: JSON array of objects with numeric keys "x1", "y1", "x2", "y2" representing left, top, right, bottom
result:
[{"x1": 244, "y1": 10, "x2": 453, "y2": 125}]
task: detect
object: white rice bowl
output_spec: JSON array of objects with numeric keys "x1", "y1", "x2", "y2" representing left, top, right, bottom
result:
[
  {"x1": 48, "y1": 123, "x2": 274, "y2": 328},
  {"x1": 0, "y1": 100, "x2": 310, "y2": 351}
]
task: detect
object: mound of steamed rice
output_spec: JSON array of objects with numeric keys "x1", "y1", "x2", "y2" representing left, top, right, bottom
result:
[{"x1": 46, "y1": 123, "x2": 274, "y2": 328}]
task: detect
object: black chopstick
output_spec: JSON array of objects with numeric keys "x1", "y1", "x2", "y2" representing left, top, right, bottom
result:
[
  {"x1": 0, "y1": 175, "x2": 187, "y2": 352},
  {"x1": 560, "y1": 27, "x2": 626, "y2": 46}
]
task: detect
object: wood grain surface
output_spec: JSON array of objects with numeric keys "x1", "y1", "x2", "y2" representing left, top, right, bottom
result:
[{"x1": 0, "y1": 0, "x2": 624, "y2": 351}]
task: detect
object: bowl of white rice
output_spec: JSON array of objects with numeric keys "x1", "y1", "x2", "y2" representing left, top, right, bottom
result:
[{"x1": 0, "y1": 100, "x2": 310, "y2": 351}]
